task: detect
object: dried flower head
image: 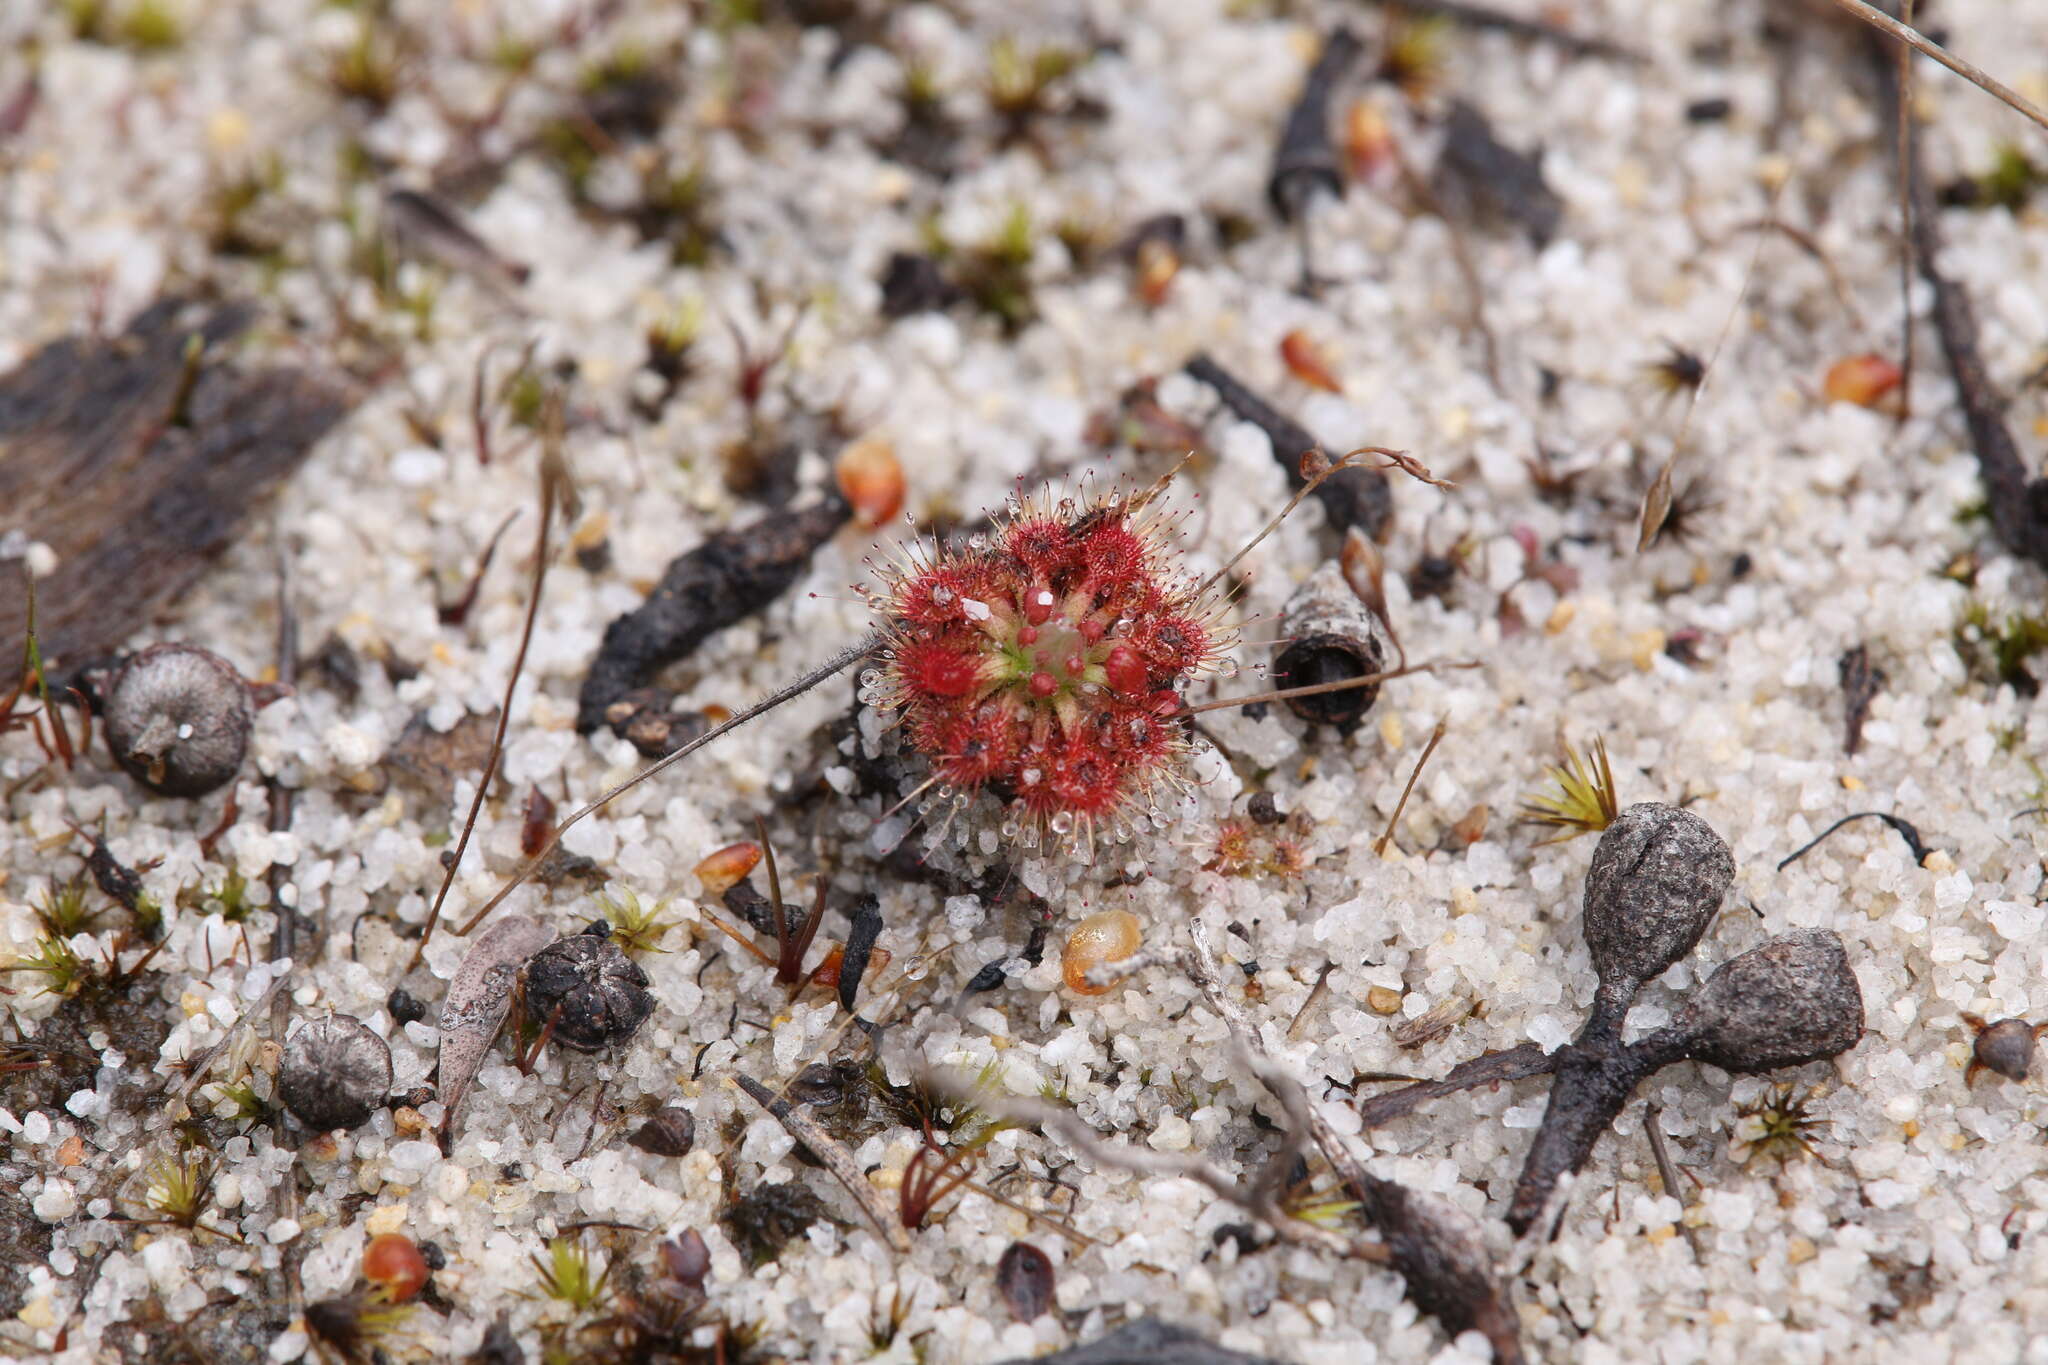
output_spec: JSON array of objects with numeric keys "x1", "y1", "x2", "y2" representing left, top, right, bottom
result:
[{"x1": 863, "y1": 482, "x2": 1227, "y2": 853}]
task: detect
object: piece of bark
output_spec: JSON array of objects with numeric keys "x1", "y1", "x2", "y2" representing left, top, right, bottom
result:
[{"x1": 0, "y1": 298, "x2": 350, "y2": 685}]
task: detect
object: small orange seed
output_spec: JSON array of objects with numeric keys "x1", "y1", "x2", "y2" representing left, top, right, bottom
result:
[
  {"x1": 1063, "y1": 910, "x2": 1143, "y2": 996},
  {"x1": 362, "y1": 1232, "x2": 430, "y2": 1303}
]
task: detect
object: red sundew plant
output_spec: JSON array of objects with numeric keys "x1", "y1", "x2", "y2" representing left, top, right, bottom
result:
[
  {"x1": 436, "y1": 448, "x2": 1449, "y2": 952},
  {"x1": 862, "y1": 483, "x2": 1231, "y2": 854}
]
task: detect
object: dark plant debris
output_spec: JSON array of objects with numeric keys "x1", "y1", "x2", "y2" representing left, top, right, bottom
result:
[
  {"x1": 1838, "y1": 644, "x2": 1884, "y2": 756},
  {"x1": 576, "y1": 494, "x2": 850, "y2": 755},
  {"x1": 1432, "y1": 98, "x2": 1564, "y2": 249},
  {"x1": 1776, "y1": 811, "x2": 1933, "y2": 870}
]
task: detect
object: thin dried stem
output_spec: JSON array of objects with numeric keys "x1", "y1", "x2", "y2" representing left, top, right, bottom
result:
[
  {"x1": 452, "y1": 630, "x2": 882, "y2": 937},
  {"x1": 1376, "y1": 719, "x2": 1447, "y2": 856},
  {"x1": 412, "y1": 430, "x2": 565, "y2": 970},
  {"x1": 1826, "y1": 0, "x2": 2048, "y2": 133},
  {"x1": 1640, "y1": 184, "x2": 1780, "y2": 551},
  {"x1": 1892, "y1": 0, "x2": 1917, "y2": 426},
  {"x1": 1183, "y1": 657, "x2": 1477, "y2": 716}
]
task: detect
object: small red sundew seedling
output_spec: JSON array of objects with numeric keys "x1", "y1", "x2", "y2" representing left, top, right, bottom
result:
[
  {"x1": 859, "y1": 480, "x2": 1230, "y2": 855},
  {"x1": 439, "y1": 448, "x2": 1457, "y2": 948}
]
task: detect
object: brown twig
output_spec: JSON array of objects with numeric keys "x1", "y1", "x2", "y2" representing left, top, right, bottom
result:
[
  {"x1": 1870, "y1": 32, "x2": 2048, "y2": 570},
  {"x1": 1376, "y1": 719, "x2": 1447, "y2": 856}
]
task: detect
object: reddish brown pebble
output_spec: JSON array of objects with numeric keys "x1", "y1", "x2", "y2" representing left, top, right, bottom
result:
[
  {"x1": 1822, "y1": 353, "x2": 1903, "y2": 408},
  {"x1": 1133, "y1": 238, "x2": 1180, "y2": 307},
  {"x1": 1344, "y1": 99, "x2": 1396, "y2": 182},
  {"x1": 363, "y1": 1232, "x2": 430, "y2": 1302},
  {"x1": 996, "y1": 1240, "x2": 1054, "y2": 1322},
  {"x1": 1963, "y1": 1014, "x2": 2039, "y2": 1084},
  {"x1": 1063, "y1": 910, "x2": 1142, "y2": 996},
  {"x1": 809, "y1": 943, "x2": 891, "y2": 990}
]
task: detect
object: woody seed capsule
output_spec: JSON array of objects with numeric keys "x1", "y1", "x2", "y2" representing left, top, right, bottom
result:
[
  {"x1": 1581, "y1": 803, "x2": 1734, "y2": 1014},
  {"x1": 1966, "y1": 1017, "x2": 2039, "y2": 1084},
  {"x1": 1671, "y1": 929, "x2": 1865, "y2": 1073},
  {"x1": 279, "y1": 1015, "x2": 393, "y2": 1132},
  {"x1": 1272, "y1": 561, "x2": 1390, "y2": 732},
  {"x1": 521, "y1": 922, "x2": 654, "y2": 1052},
  {"x1": 102, "y1": 643, "x2": 256, "y2": 797}
]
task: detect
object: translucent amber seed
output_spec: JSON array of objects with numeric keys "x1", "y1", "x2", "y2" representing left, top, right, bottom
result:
[
  {"x1": 694, "y1": 841, "x2": 763, "y2": 897},
  {"x1": 835, "y1": 437, "x2": 906, "y2": 529},
  {"x1": 1063, "y1": 910, "x2": 1143, "y2": 995}
]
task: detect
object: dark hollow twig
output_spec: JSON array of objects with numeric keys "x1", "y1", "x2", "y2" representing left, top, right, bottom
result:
[
  {"x1": 1184, "y1": 353, "x2": 1393, "y2": 541},
  {"x1": 1269, "y1": 27, "x2": 1362, "y2": 291},
  {"x1": 1776, "y1": 810, "x2": 1932, "y2": 871}
]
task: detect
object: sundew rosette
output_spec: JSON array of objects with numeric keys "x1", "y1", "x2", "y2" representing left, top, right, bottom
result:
[{"x1": 861, "y1": 481, "x2": 1231, "y2": 856}]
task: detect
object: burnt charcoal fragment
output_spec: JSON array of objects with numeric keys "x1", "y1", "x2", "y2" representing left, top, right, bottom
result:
[
  {"x1": 838, "y1": 892, "x2": 884, "y2": 1014},
  {"x1": 878, "y1": 251, "x2": 960, "y2": 317},
  {"x1": 576, "y1": 495, "x2": 850, "y2": 754}
]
